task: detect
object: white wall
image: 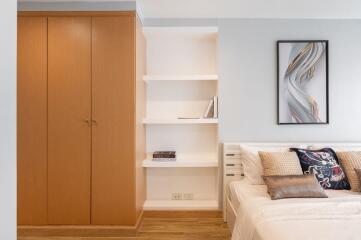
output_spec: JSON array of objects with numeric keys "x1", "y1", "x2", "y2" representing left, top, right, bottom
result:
[
  {"x1": 219, "y1": 19, "x2": 361, "y2": 142},
  {"x1": 139, "y1": 0, "x2": 361, "y2": 19},
  {"x1": 0, "y1": 0, "x2": 17, "y2": 239}
]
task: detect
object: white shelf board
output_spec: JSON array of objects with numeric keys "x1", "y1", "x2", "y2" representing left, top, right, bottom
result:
[
  {"x1": 143, "y1": 74, "x2": 218, "y2": 82},
  {"x1": 143, "y1": 159, "x2": 218, "y2": 168},
  {"x1": 143, "y1": 118, "x2": 218, "y2": 125},
  {"x1": 143, "y1": 200, "x2": 219, "y2": 211},
  {"x1": 143, "y1": 27, "x2": 218, "y2": 36}
]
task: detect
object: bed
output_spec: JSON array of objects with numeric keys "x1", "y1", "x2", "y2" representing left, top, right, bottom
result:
[
  {"x1": 230, "y1": 179, "x2": 361, "y2": 240},
  {"x1": 223, "y1": 142, "x2": 361, "y2": 240}
]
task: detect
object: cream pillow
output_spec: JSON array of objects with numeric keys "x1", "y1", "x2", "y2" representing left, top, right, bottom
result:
[
  {"x1": 240, "y1": 144, "x2": 308, "y2": 185},
  {"x1": 259, "y1": 151, "x2": 303, "y2": 176},
  {"x1": 337, "y1": 151, "x2": 361, "y2": 192},
  {"x1": 240, "y1": 145, "x2": 265, "y2": 184}
]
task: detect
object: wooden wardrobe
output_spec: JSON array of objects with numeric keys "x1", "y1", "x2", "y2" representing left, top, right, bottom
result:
[{"x1": 17, "y1": 11, "x2": 146, "y2": 230}]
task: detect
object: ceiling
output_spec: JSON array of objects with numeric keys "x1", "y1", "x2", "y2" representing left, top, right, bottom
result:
[{"x1": 18, "y1": 0, "x2": 361, "y2": 19}]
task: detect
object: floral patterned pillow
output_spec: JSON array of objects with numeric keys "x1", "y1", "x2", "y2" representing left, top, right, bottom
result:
[{"x1": 290, "y1": 148, "x2": 350, "y2": 190}]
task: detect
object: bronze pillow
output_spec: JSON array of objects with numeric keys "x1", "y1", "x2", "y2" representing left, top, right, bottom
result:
[{"x1": 263, "y1": 174, "x2": 328, "y2": 200}]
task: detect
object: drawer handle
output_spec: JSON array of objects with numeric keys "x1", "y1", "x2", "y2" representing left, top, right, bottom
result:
[
  {"x1": 226, "y1": 174, "x2": 235, "y2": 176},
  {"x1": 226, "y1": 164, "x2": 235, "y2": 166},
  {"x1": 226, "y1": 154, "x2": 235, "y2": 156}
]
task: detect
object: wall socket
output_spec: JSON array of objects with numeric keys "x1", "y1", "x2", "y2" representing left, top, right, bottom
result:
[
  {"x1": 172, "y1": 193, "x2": 183, "y2": 200},
  {"x1": 183, "y1": 193, "x2": 194, "y2": 200}
]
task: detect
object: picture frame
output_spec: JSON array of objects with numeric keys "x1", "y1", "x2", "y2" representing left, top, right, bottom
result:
[{"x1": 277, "y1": 40, "x2": 329, "y2": 125}]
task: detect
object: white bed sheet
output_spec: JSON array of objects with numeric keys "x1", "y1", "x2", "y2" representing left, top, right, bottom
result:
[
  {"x1": 231, "y1": 179, "x2": 361, "y2": 240},
  {"x1": 229, "y1": 180, "x2": 261, "y2": 212}
]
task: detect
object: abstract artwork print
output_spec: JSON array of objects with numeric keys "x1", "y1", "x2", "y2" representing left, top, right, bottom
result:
[{"x1": 277, "y1": 40, "x2": 329, "y2": 124}]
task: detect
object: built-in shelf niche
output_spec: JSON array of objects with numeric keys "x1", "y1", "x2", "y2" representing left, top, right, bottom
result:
[{"x1": 143, "y1": 26, "x2": 219, "y2": 210}]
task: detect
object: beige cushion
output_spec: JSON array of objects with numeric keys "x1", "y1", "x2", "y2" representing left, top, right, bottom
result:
[
  {"x1": 240, "y1": 144, "x2": 312, "y2": 185},
  {"x1": 337, "y1": 151, "x2": 361, "y2": 192},
  {"x1": 263, "y1": 174, "x2": 328, "y2": 200},
  {"x1": 355, "y1": 169, "x2": 361, "y2": 188},
  {"x1": 259, "y1": 151, "x2": 303, "y2": 176}
]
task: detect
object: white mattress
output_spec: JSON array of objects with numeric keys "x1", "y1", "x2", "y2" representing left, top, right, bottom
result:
[{"x1": 230, "y1": 179, "x2": 361, "y2": 240}]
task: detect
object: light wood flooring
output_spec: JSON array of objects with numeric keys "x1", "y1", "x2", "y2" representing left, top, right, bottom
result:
[{"x1": 18, "y1": 218, "x2": 231, "y2": 240}]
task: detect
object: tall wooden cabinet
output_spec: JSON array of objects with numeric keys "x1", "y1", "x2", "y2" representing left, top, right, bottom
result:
[{"x1": 17, "y1": 12, "x2": 146, "y2": 229}]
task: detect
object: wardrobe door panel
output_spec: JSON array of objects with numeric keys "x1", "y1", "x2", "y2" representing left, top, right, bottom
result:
[
  {"x1": 91, "y1": 16, "x2": 136, "y2": 225},
  {"x1": 48, "y1": 17, "x2": 92, "y2": 225},
  {"x1": 17, "y1": 16, "x2": 48, "y2": 225}
]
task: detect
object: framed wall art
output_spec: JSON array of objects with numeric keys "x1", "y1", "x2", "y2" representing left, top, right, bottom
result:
[{"x1": 277, "y1": 40, "x2": 329, "y2": 124}]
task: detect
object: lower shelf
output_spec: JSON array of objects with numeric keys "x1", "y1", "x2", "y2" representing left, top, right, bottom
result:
[{"x1": 143, "y1": 200, "x2": 219, "y2": 211}]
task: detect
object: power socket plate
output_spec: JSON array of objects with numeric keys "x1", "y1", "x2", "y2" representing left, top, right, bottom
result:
[
  {"x1": 172, "y1": 193, "x2": 183, "y2": 200},
  {"x1": 183, "y1": 193, "x2": 194, "y2": 200}
]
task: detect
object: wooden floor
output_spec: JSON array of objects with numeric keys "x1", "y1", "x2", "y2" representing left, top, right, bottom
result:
[{"x1": 18, "y1": 218, "x2": 231, "y2": 240}]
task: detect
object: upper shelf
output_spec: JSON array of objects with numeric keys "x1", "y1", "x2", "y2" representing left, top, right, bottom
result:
[
  {"x1": 143, "y1": 74, "x2": 218, "y2": 82},
  {"x1": 143, "y1": 118, "x2": 218, "y2": 125},
  {"x1": 143, "y1": 27, "x2": 218, "y2": 38}
]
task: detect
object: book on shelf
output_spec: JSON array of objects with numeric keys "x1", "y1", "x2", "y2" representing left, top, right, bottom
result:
[
  {"x1": 203, "y1": 99, "x2": 214, "y2": 118},
  {"x1": 203, "y1": 96, "x2": 218, "y2": 118},
  {"x1": 213, "y1": 96, "x2": 218, "y2": 118},
  {"x1": 152, "y1": 151, "x2": 176, "y2": 161}
]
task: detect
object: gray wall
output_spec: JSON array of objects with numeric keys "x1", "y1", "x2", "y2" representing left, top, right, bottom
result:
[
  {"x1": 0, "y1": 0, "x2": 16, "y2": 239},
  {"x1": 219, "y1": 19, "x2": 361, "y2": 142}
]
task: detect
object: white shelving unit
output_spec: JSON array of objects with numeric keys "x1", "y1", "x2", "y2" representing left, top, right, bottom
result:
[{"x1": 143, "y1": 26, "x2": 219, "y2": 211}]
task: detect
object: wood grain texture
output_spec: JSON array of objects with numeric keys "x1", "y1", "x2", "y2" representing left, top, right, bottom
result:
[
  {"x1": 91, "y1": 15, "x2": 136, "y2": 225},
  {"x1": 143, "y1": 211, "x2": 222, "y2": 218},
  {"x1": 47, "y1": 17, "x2": 92, "y2": 225},
  {"x1": 18, "y1": 218, "x2": 231, "y2": 240},
  {"x1": 18, "y1": 211, "x2": 143, "y2": 238},
  {"x1": 17, "y1": 16, "x2": 48, "y2": 225},
  {"x1": 135, "y1": 14, "x2": 147, "y2": 222},
  {"x1": 18, "y1": 225, "x2": 137, "y2": 238}
]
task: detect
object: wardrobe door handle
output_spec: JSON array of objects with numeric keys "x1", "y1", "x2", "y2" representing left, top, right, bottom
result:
[
  {"x1": 91, "y1": 119, "x2": 98, "y2": 126},
  {"x1": 83, "y1": 119, "x2": 91, "y2": 126}
]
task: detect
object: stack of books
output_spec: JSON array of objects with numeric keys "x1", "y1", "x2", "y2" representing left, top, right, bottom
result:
[{"x1": 152, "y1": 151, "x2": 176, "y2": 162}]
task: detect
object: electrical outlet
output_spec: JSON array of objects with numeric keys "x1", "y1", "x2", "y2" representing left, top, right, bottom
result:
[
  {"x1": 172, "y1": 193, "x2": 183, "y2": 200},
  {"x1": 183, "y1": 193, "x2": 194, "y2": 200}
]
